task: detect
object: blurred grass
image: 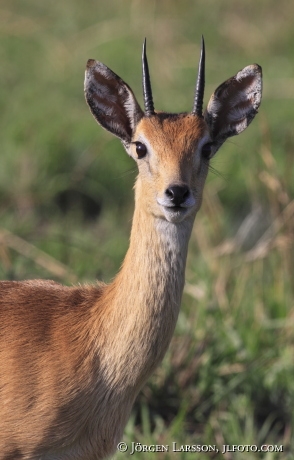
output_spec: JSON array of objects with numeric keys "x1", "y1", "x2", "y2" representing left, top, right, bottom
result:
[{"x1": 0, "y1": 0, "x2": 293, "y2": 458}]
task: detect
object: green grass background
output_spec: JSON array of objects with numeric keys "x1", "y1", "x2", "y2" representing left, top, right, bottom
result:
[{"x1": 1, "y1": 0, "x2": 293, "y2": 458}]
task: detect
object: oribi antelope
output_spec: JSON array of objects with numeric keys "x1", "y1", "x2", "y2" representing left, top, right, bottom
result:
[{"x1": 0, "y1": 38, "x2": 262, "y2": 459}]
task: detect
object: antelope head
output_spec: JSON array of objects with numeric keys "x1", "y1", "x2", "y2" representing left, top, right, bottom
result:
[{"x1": 84, "y1": 38, "x2": 262, "y2": 224}]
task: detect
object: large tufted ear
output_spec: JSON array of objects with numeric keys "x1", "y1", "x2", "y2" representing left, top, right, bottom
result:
[
  {"x1": 84, "y1": 60, "x2": 144, "y2": 146},
  {"x1": 204, "y1": 64, "x2": 262, "y2": 149}
]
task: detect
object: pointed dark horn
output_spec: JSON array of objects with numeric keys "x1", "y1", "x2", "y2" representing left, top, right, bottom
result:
[
  {"x1": 192, "y1": 36, "x2": 205, "y2": 117},
  {"x1": 142, "y1": 38, "x2": 155, "y2": 116}
]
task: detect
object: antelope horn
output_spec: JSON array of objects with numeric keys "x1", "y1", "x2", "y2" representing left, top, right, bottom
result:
[
  {"x1": 192, "y1": 36, "x2": 205, "y2": 117},
  {"x1": 142, "y1": 38, "x2": 155, "y2": 116}
]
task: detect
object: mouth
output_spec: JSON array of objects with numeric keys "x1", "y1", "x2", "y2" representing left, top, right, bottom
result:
[{"x1": 161, "y1": 205, "x2": 190, "y2": 223}]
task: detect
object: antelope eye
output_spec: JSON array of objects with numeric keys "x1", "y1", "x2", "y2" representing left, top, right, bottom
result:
[
  {"x1": 135, "y1": 142, "x2": 147, "y2": 159},
  {"x1": 201, "y1": 142, "x2": 213, "y2": 159}
]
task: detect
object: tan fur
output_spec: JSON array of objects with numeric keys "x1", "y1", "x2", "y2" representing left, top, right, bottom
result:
[{"x1": 0, "y1": 54, "x2": 262, "y2": 459}]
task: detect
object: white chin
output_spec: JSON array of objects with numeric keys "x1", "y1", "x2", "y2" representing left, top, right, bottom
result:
[{"x1": 162, "y1": 207, "x2": 189, "y2": 223}]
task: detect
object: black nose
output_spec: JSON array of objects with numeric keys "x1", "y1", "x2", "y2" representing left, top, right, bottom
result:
[{"x1": 165, "y1": 185, "x2": 190, "y2": 206}]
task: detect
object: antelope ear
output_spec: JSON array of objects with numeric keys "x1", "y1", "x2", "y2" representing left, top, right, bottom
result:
[
  {"x1": 84, "y1": 60, "x2": 144, "y2": 145},
  {"x1": 204, "y1": 64, "x2": 262, "y2": 147}
]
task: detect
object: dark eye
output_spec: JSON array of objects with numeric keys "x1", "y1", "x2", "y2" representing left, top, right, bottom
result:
[
  {"x1": 201, "y1": 142, "x2": 213, "y2": 159},
  {"x1": 135, "y1": 142, "x2": 147, "y2": 159}
]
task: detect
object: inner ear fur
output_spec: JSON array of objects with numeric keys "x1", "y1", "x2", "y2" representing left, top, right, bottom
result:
[
  {"x1": 84, "y1": 60, "x2": 144, "y2": 144},
  {"x1": 204, "y1": 64, "x2": 262, "y2": 144}
]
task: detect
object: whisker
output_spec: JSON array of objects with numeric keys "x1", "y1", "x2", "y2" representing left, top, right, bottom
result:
[
  {"x1": 208, "y1": 164, "x2": 228, "y2": 181},
  {"x1": 119, "y1": 167, "x2": 137, "y2": 179}
]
